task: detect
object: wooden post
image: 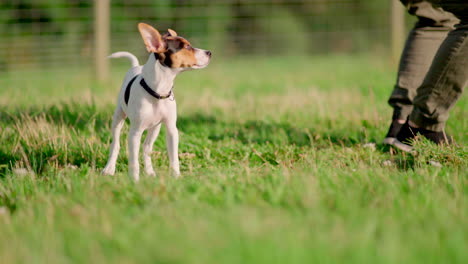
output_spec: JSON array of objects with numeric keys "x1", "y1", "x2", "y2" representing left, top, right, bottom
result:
[
  {"x1": 94, "y1": 0, "x2": 110, "y2": 81},
  {"x1": 391, "y1": 0, "x2": 405, "y2": 64}
]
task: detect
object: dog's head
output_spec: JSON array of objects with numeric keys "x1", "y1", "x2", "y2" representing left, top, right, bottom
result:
[{"x1": 138, "y1": 23, "x2": 211, "y2": 70}]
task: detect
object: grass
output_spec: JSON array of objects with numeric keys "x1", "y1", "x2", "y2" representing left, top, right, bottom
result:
[{"x1": 0, "y1": 54, "x2": 467, "y2": 264}]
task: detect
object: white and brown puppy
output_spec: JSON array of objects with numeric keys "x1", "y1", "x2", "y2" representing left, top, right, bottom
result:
[{"x1": 102, "y1": 23, "x2": 211, "y2": 181}]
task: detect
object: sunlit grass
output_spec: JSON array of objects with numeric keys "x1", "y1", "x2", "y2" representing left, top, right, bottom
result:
[{"x1": 0, "y1": 55, "x2": 466, "y2": 264}]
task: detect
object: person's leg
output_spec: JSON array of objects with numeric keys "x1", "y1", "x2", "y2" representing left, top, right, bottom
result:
[
  {"x1": 410, "y1": 24, "x2": 467, "y2": 131},
  {"x1": 384, "y1": 1, "x2": 458, "y2": 143},
  {"x1": 395, "y1": 2, "x2": 468, "y2": 150}
]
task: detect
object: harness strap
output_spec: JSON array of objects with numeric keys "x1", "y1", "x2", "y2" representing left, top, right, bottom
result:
[
  {"x1": 140, "y1": 78, "x2": 172, "y2": 99},
  {"x1": 124, "y1": 75, "x2": 139, "y2": 105},
  {"x1": 124, "y1": 74, "x2": 173, "y2": 105}
]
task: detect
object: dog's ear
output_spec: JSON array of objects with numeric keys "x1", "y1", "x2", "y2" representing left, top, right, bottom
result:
[
  {"x1": 167, "y1": 29, "x2": 178, "y2": 37},
  {"x1": 138, "y1": 23, "x2": 166, "y2": 53}
]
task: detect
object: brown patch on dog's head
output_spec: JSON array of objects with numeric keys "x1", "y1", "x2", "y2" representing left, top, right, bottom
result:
[
  {"x1": 161, "y1": 36, "x2": 197, "y2": 68},
  {"x1": 138, "y1": 23, "x2": 209, "y2": 69}
]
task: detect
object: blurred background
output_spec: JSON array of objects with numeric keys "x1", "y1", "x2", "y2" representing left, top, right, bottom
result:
[{"x1": 0, "y1": 0, "x2": 414, "y2": 76}]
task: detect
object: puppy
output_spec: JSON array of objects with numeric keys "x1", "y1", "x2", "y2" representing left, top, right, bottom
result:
[{"x1": 102, "y1": 23, "x2": 211, "y2": 181}]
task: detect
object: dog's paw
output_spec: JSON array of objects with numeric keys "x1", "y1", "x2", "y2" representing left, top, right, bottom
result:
[
  {"x1": 171, "y1": 169, "x2": 181, "y2": 178},
  {"x1": 145, "y1": 170, "x2": 156, "y2": 177},
  {"x1": 101, "y1": 167, "x2": 115, "y2": 176},
  {"x1": 128, "y1": 173, "x2": 140, "y2": 182}
]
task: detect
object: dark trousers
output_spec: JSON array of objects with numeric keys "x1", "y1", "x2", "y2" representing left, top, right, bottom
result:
[{"x1": 388, "y1": 1, "x2": 467, "y2": 131}]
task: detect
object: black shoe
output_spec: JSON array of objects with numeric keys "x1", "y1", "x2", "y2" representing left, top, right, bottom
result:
[
  {"x1": 393, "y1": 121, "x2": 452, "y2": 152},
  {"x1": 383, "y1": 118, "x2": 405, "y2": 145}
]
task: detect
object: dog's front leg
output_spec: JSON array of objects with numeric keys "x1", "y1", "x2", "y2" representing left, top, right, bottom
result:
[
  {"x1": 128, "y1": 126, "x2": 144, "y2": 181},
  {"x1": 165, "y1": 122, "x2": 180, "y2": 177}
]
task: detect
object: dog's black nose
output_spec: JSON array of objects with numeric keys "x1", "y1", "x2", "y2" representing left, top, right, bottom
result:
[{"x1": 205, "y1": 50, "x2": 212, "y2": 57}]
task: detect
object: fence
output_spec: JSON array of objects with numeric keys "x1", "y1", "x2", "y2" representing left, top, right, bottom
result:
[{"x1": 0, "y1": 0, "x2": 408, "y2": 79}]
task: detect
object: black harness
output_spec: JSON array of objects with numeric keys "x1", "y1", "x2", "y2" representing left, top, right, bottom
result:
[
  {"x1": 124, "y1": 75, "x2": 172, "y2": 105},
  {"x1": 124, "y1": 75, "x2": 138, "y2": 105}
]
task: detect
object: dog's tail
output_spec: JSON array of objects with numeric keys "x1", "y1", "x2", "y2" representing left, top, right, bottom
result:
[{"x1": 108, "y1": 51, "x2": 139, "y2": 68}]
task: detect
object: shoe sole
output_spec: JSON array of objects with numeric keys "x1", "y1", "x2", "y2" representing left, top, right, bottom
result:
[
  {"x1": 384, "y1": 137, "x2": 414, "y2": 152},
  {"x1": 383, "y1": 137, "x2": 396, "y2": 145},
  {"x1": 391, "y1": 140, "x2": 414, "y2": 153}
]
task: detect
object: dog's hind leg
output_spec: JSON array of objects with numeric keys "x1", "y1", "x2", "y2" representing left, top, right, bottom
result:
[
  {"x1": 143, "y1": 123, "x2": 162, "y2": 177},
  {"x1": 102, "y1": 107, "x2": 126, "y2": 175}
]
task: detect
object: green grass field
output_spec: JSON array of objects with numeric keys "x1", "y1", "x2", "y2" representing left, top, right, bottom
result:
[{"x1": 0, "y1": 55, "x2": 467, "y2": 263}]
